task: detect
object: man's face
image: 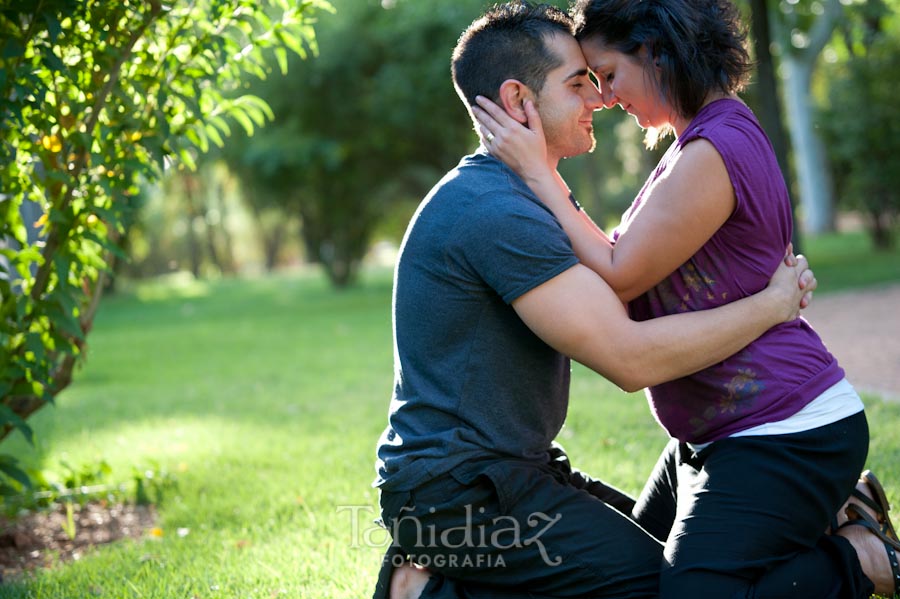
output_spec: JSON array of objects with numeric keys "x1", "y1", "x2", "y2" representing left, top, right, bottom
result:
[{"x1": 532, "y1": 32, "x2": 604, "y2": 163}]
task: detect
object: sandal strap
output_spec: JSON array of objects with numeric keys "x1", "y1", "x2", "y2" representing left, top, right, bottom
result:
[
  {"x1": 850, "y1": 488, "x2": 886, "y2": 517},
  {"x1": 887, "y1": 541, "x2": 900, "y2": 596},
  {"x1": 842, "y1": 505, "x2": 900, "y2": 552},
  {"x1": 846, "y1": 500, "x2": 897, "y2": 541},
  {"x1": 863, "y1": 470, "x2": 893, "y2": 513}
]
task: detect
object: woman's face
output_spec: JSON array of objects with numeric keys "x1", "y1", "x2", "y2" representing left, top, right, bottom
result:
[{"x1": 579, "y1": 38, "x2": 672, "y2": 130}]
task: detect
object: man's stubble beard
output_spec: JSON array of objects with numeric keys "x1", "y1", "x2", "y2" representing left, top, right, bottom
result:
[{"x1": 559, "y1": 132, "x2": 597, "y2": 161}]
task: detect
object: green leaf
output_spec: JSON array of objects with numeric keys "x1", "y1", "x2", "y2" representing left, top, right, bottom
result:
[
  {"x1": 24, "y1": 332, "x2": 46, "y2": 364},
  {"x1": 0, "y1": 457, "x2": 33, "y2": 490},
  {"x1": 209, "y1": 115, "x2": 231, "y2": 138},
  {"x1": 275, "y1": 46, "x2": 289, "y2": 75},
  {"x1": 179, "y1": 147, "x2": 198, "y2": 171},
  {"x1": 276, "y1": 26, "x2": 310, "y2": 60},
  {"x1": 229, "y1": 108, "x2": 255, "y2": 136},
  {"x1": 205, "y1": 122, "x2": 225, "y2": 148},
  {"x1": 0, "y1": 405, "x2": 35, "y2": 447},
  {"x1": 185, "y1": 127, "x2": 209, "y2": 154},
  {"x1": 1, "y1": 39, "x2": 25, "y2": 60},
  {"x1": 41, "y1": 51, "x2": 66, "y2": 73},
  {"x1": 45, "y1": 302, "x2": 84, "y2": 341},
  {"x1": 53, "y1": 252, "x2": 72, "y2": 286},
  {"x1": 43, "y1": 13, "x2": 64, "y2": 43}
]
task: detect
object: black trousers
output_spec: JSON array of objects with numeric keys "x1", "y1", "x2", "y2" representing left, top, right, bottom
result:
[
  {"x1": 633, "y1": 411, "x2": 874, "y2": 599},
  {"x1": 379, "y1": 447, "x2": 662, "y2": 598}
]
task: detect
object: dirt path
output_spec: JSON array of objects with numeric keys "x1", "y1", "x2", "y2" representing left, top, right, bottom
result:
[{"x1": 802, "y1": 284, "x2": 900, "y2": 401}]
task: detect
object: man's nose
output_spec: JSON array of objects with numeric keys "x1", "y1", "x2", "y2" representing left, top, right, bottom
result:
[{"x1": 586, "y1": 82, "x2": 605, "y2": 111}]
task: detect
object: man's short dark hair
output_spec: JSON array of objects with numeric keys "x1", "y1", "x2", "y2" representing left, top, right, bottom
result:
[{"x1": 452, "y1": 2, "x2": 575, "y2": 108}]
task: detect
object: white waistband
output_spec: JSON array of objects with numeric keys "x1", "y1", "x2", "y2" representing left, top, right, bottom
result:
[{"x1": 687, "y1": 378, "x2": 864, "y2": 452}]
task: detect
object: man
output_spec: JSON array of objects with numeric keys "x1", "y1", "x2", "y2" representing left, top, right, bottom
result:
[{"x1": 372, "y1": 3, "x2": 815, "y2": 598}]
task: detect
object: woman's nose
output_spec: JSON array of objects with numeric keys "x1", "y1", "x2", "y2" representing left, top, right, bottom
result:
[{"x1": 600, "y1": 82, "x2": 618, "y2": 109}]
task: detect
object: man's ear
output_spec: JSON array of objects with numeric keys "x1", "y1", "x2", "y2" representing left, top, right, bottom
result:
[{"x1": 497, "y1": 79, "x2": 532, "y2": 124}]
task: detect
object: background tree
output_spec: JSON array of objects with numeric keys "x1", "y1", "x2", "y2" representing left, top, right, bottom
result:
[
  {"x1": 121, "y1": 163, "x2": 247, "y2": 278},
  {"x1": 822, "y1": 0, "x2": 899, "y2": 249},
  {"x1": 46, "y1": 0, "x2": 896, "y2": 294},
  {"x1": 229, "y1": 160, "x2": 301, "y2": 273},
  {"x1": 226, "y1": 0, "x2": 506, "y2": 287},
  {"x1": 0, "y1": 0, "x2": 326, "y2": 491},
  {"x1": 768, "y1": 0, "x2": 844, "y2": 234}
]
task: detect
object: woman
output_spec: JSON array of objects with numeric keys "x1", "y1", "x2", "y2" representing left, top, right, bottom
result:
[{"x1": 473, "y1": 0, "x2": 899, "y2": 596}]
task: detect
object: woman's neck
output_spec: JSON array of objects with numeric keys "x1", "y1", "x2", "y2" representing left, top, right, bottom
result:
[{"x1": 673, "y1": 91, "x2": 739, "y2": 138}]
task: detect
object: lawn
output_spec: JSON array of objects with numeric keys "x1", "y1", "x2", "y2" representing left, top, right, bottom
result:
[
  {"x1": 802, "y1": 230, "x2": 900, "y2": 293},
  {"x1": 1, "y1": 230, "x2": 899, "y2": 598}
]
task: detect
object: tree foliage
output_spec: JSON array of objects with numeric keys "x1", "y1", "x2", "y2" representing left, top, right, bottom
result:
[
  {"x1": 822, "y1": 0, "x2": 899, "y2": 249},
  {"x1": 0, "y1": 0, "x2": 326, "y2": 492},
  {"x1": 225, "y1": 0, "x2": 493, "y2": 287}
]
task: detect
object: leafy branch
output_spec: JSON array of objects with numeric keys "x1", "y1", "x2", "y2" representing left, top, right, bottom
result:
[{"x1": 0, "y1": 0, "x2": 329, "y2": 491}]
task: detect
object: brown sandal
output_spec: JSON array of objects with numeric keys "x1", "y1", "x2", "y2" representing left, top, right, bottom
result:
[{"x1": 846, "y1": 470, "x2": 900, "y2": 544}]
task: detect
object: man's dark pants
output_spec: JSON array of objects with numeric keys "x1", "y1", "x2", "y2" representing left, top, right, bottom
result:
[{"x1": 378, "y1": 448, "x2": 662, "y2": 599}]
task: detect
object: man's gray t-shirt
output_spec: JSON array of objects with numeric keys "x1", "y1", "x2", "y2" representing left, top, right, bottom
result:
[{"x1": 374, "y1": 151, "x2": 580, "y2": 492}]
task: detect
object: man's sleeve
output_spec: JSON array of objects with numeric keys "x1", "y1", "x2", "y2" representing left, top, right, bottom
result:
[{"x1": 455, "y1": 193, "x2": 580, "y2": 304}]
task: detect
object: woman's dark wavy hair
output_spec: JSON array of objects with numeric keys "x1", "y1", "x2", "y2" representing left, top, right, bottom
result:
[
  {"x1": 452, "y1": 2, "x2": 574, "y2": 109},
  {"x1": 571, "y1": 0, "x2": 752, "y2": 119}
]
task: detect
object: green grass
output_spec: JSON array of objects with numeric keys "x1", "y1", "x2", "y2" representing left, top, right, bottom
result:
[
  {"x1": 3, "y1": 269, "x2": 398, "y2": 598},
  {"x1": 1, "y1": 231, "x2": 899, "y2": 598},
  {"x1": 802, "y1": 230, "x2": 900, "y2": 294}
]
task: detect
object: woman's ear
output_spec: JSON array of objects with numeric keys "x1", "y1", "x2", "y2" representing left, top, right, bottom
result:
[
  {"x1": 497, "y1": 79, "x2": 532, "y2": 124},
  {"x1": 640, "y1": 43, "x2": 661, "y2": 69}
]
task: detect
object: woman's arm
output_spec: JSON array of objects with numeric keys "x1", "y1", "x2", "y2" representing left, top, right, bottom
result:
[{"x1": 474, "y1": 97, "x2": 734, "y2": 302}]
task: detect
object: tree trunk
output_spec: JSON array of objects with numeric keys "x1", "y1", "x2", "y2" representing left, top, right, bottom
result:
[
  {"x1": 782, "y1": 56, "x2": 835, "y2": 234},
  {"x1": 212, "y1": 175, "x2": 237, "y2": 275},
  {"x1": 749, "y1": 0, "x2": 802, "y2": 252},
  {"x1": 183, "y1": 175, "x2": 203, "y2": 278},
  {"x1": 868, "y1": 202, "x2": 897, "y2": 251},
  {"x1": 773, "y1": 0, "x2": 844, "y2": 235},
  {"x1": 1, "y1": 268, "x2": 110, "y2": 442},
  {"x1": 263, "y1": 224, "x2": 286, "y2": 272}
]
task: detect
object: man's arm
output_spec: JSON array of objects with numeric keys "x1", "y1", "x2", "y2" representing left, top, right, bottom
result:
[{"x1": 512, "y1": 259, "x2": 814, "y2": 392}]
